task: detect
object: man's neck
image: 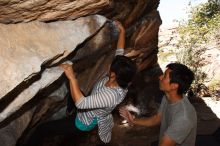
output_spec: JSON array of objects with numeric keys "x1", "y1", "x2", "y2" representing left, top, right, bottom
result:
[{"x1": 165, "y1": 91, "x2": 183, "y2": 103}]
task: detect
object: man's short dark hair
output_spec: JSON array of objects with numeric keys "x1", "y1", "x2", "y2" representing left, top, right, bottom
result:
[
  {"x1": 167, "y1": 63, "x2": 195, "y2": 95},
  {"x1": 110, "y1": 55, "x2": 137, "y2": 89}
]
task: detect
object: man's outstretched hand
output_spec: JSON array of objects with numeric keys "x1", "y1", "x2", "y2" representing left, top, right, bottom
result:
[{"x1": 119, "y1": 106, "x2": 135, "y2": 124}]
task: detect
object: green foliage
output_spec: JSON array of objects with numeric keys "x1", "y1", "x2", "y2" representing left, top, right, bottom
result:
[{"x1": 176, "y1": 0, "x2": 220, "y2": 86}]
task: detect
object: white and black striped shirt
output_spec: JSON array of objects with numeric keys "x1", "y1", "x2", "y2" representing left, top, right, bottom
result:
[{"x1": 75, "y1": 48, "x2": 126, "y2": 143}]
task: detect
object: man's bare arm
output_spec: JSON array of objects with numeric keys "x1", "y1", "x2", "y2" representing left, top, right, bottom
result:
[
  {"x1": 159, "y1": 134, "x2": 176, "y2": 146},
  {"x1": 119, "y1": 107, "x2": 161, "y2": 127},
  {"x1": 133, "y1": 112, "x2": 161, "y2": 127}
]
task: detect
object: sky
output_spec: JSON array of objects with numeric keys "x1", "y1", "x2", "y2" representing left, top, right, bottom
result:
[{"x1": 158, "y1": 0, "x2": 208, "y2": 28}]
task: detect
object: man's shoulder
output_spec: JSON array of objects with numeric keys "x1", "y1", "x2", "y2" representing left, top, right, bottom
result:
[
  {"x1": 182, "y1": 96, "x2": 196, "y2": 113},
  {"x1": 177, "y1": 98, "x2": 197, "y2": 122}
]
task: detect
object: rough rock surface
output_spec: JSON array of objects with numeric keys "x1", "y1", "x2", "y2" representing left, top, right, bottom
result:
[
  {"x1": 0, "y1": 110, "x2": 34, "y2": 146},
  {"x1": 0, "y1": 0, "x2": 110, "y2": 23},
  {"x1": 0, "y1": 15, "x2": 106, "y2": 99}
]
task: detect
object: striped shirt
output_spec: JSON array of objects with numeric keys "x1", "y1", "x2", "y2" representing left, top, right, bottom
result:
[{"x1": 75, "y1": 48, "x2": 125, "y2": 143}]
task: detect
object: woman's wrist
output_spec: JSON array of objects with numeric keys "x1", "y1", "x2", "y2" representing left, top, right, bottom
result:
[
  {"x1": 120, "y1": 29, "x2": 125, "y2": 34},
  {"x1": 69, "y1": 76, "x2": 77, "y2": 81}
]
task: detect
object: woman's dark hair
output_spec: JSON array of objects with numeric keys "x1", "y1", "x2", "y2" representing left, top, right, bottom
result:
[
  {"x1": 110, "y1": 55, "x2": 137, "y2": 89},
  {"x1": 167, "y1": 63, "x2": 195, "y2": 95}
]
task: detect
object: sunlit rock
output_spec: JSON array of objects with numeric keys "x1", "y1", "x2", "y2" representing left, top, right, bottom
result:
[
  {"x1": 0, "y1": 0, "x2": 110, "y2": 23},
  {"x1": 0, "y1": 15, "x2": 106, "y2": 99}
]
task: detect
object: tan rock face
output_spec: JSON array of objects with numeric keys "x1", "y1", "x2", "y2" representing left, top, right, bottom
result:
[
  {"x1": 0, "y1": 14, "x2": 109, "y2": 126},
  {"x1": 0, "y1": 15, "x2": 106, "y2": 99},
  {"x1": 0, "y1": 0, "x2": 162, "y2": 71},
  {"x1": 0, "y1": 0, "x2": 110, "y2": 23},
  {"x1": 127, "y1": 10, "x2": 161, "y2": 70}
]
